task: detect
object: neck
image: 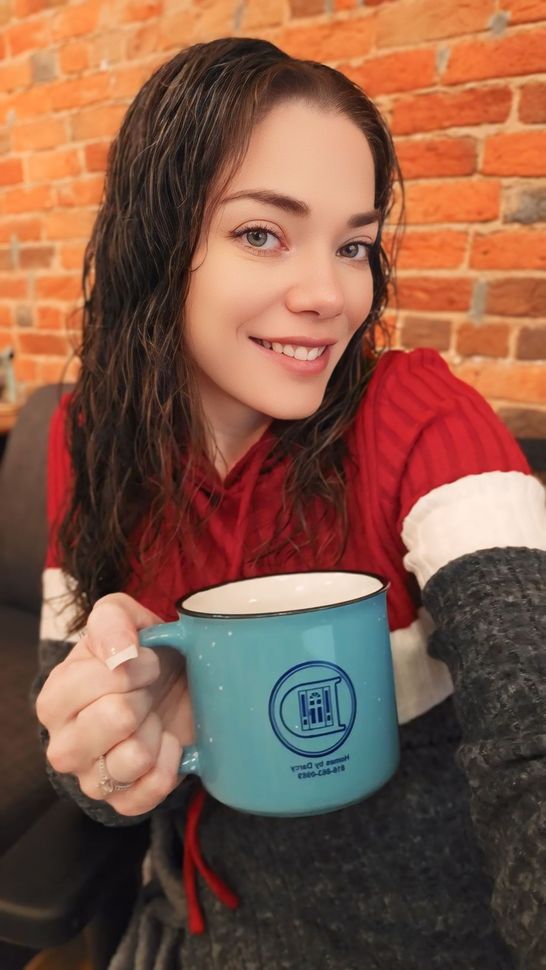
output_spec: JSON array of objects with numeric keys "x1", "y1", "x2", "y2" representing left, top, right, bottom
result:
[{"x1": 210, "y1": 422, "x2": 271, "y2": 479}]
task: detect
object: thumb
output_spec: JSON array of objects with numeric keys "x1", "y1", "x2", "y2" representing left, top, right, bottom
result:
[{"x1": 85, "y1": 593, "x2": 162, "y2": 671}]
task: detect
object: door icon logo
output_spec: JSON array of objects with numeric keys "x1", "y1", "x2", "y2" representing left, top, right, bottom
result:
[{"x1": 269, "y1": 661, "x2": 356, "y2": 757}]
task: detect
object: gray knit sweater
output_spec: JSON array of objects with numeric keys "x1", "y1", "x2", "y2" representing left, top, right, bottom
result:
[{"x1": 34, "y1": 547, "x2": 546, "y2": 969}]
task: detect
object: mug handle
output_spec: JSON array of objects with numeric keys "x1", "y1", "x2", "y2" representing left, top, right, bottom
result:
[{"x1": 138, "y1": 622, "x2": 201, "y2": 777}]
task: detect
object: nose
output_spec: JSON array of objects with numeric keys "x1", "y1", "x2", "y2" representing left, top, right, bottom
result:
[{"x1": 284, "y1": 248, "x2": 345, "y2": 319}]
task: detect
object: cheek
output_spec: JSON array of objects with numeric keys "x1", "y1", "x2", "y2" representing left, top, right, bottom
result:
[{"x1": 347, "y1": 269, "x2": 374, "y2": 331}]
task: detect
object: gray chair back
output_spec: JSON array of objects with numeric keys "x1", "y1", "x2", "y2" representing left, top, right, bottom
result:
[{"x1": 0, "y1": 385, "x2": 72, "y2": 615}]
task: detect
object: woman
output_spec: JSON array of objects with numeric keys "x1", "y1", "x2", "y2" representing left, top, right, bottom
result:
[{"x1": 35, "y1": 37, "x2": 545, "y2": 969}]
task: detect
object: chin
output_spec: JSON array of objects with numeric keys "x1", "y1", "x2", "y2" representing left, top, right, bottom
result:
[{"x1": 262, "y1": 397, "x2": 324, "y2": 422}]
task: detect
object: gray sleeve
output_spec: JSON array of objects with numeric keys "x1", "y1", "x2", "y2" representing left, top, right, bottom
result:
[
  {"x1": 421, "y1": 546, "x2": 546, "y2": 969},
  {"x1": 32, "y1": 638, "x2": 194, "y2": 827}
]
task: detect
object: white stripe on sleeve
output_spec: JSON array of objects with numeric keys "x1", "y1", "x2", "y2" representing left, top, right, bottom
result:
[{"x1": 401, "y1": 471, "x2": 546, "y2": 589}]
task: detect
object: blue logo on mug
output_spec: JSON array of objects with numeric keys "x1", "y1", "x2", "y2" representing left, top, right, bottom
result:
[{"x1": 269, "y1": 661, "x2": 357, "y2": 757}]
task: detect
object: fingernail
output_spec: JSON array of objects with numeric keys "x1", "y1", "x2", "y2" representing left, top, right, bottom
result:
[{"x1": 105, "y1": 643, "x2": 139, "y2": 670}]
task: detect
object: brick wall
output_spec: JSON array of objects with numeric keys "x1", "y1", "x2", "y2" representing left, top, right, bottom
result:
[{"x1": 0, "y1": 0, "x2": 545, "y2": 435}]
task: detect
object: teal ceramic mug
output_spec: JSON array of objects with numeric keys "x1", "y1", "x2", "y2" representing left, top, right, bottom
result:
[{"x1": 139, "y1": 570, "x2": 399, "y2": 817}]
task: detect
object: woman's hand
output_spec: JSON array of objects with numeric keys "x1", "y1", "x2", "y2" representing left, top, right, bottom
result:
[{"x1": 36, "y1": 593, "x2": 193, "y2": 816}]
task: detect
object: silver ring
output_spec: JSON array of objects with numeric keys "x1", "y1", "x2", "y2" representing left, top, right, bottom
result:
[{"x1": 98, "y1": 754, "x2": 134, "y2": 796}]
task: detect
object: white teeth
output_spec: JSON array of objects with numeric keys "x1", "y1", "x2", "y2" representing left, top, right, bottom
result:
[{"x1": 256, "y1": 338, "x2": 327, "y2": 361}]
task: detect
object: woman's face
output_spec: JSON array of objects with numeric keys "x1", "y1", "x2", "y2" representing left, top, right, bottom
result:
[{"x1": 184, "y1": 100, "x2": 378, "y2": 432}]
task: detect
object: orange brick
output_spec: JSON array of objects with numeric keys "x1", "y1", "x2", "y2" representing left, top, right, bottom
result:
[
  {"x1": 456, "y1": 322, "x2": 510, "y2": 357},
  {"x1": 482, "y1": 131, "x2": 546, "y2": 177},
  {"x1": 39, "y1": 357, "x2": 74, "y2": 383},
  {"x1": 0, "y1": 59, "x2": 33, "y2": 93},
  {"x1": 397, "y1": 276, "x2": 472, "y2": 312},
  {"x1": 12, "y1": 117, "x2": 67, "y2": 152},
  {"x1": 4, "y1": 86, "x2": 54, "y2": 122},
  {"x1": 19, "y1": 332, "x2": 71, "y2": 356},
  {"x1": 50, "y1": 73, "x2": 110, "y2": 112},
  {"x1": 487, "y1": 278, "x2": 546, "y2": 317},
  {"x1": 0, "y1": 276, "x2": 28, "y2": 298},
  {"x1": 90, "y1": 32, "x2": 124, "y2": 69},
  {"x1": 36, "y1": 306, "x2": 65, "y2": 329},
  {"x1": 13, "y1": 0, "x2": 50, "y2": 14},
  {"x1": 0, "y1": 328, "x2": 15, "y2": 349},
  {"x1": 108, "y1": 64, "x2": 150, "y2": 99},
  {"x1": 122, "y1": 0, "x2": 163, "y2": 22},
  {"x1": 470, "y1": 230, "x2": 546, "y2": 270},
  {"x1": 377, "y1": 0, "x2": 494, "y2": 47},
  {"x1": 59, "y1": 242, "x2": 87, "y2": 270},
  {"x1": 19, "y1": 245, "x2": 55, "y2": 269},
  {"x1": 44, "y1": 209, "x2": 96, "y2": 240},
  {"x1": 0, "y1": 307, "x2": 12, "y2": 326},
  {"x1": 126, "y1": 22, "x2": 160, "y2": 58},
  {"x1": 289, "y1": 0, "x2": 324, "y2": 14},
  {"x1": 516, "y1": 325, "x2": 546, "y2": 360},
  {"x1": 405, "y1": 180, "x2": 501, "y2": 224},
  {"x1": 0, "y1": 217, "x2": 42, "y2": 243},
  {"x1": 394, "y1": 230, "x2": 468, "y2": 269},
  {"x1": 156, "y1": 12, "x2": 196, "y2": 51},
  {"x1": 498, "y1": 0, "x2": 546, "y2": 23},
  {"x1": 345, "y1": 49, "x2": 436, "y2": 97},
  {"x1": 334, "y1": 0, "x2": 357, "y2": 9},
  {"x1": 71, "y1": 104, "x2": 127, "y2": 140},
  {"x1": 28, "y1": 148, "x2": 81, "y2": 182},
  {"x1": 396, "y1": 137, "x2": 476, "y2": 179},
  {"x1": 14, "y1": 355, "x2": 40, "y2": 382},
  {"x1": 0, "y1": 158, "x2": 23, "y2": 186},
  {"x1": 276, "y1": 16, "x2": 376, "y2": 61},
  {"x1": 6, "y1": 17, "x2": 49, "y2": 56},
  {"x1": 453, "y1": 360, "x2": 546, "y2": 405},
  {"x1": 59, "y1": 40, "x2": 90, "y2": 75},
  {"x1": 84, "y1": 142, "x2": 110, "y2": 173},
  {"x1": 519, "y1": 83, "x2": 546, "y2": 124},
  {"x1": 36, "y1": 274, "x2": 82, "y2": 300},
  {"x1": 390, "y1": 85, "x2": 511, "y2": 135},
  {"x1": 56, "y1": 176, "x2": 104, "y2": 207},
  {"x1": 0, "y1": 185, "x2": 55, "y2": 215},
  {"x1": 400, "y1": 314, "x2": 451, "y2": 350},
  {"x1": 242, "y1": 0, "x2": 284, "y2": 29},
  {"x1": 0, "y1": 249, "x2": 14, "y2": 271},
  {"x1": 445, "y1": 28, "x2": 546, "y2": 85},
  {"x1": 52, "y1": 2, "x2": 100, "y2": 41}
]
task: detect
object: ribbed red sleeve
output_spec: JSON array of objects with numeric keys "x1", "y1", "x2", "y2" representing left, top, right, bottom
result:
[{"x1": 358, "y1": 348, "x2": 530, "y2": 534}]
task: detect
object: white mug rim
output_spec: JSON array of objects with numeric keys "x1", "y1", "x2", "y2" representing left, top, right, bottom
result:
[{"x1": 178, "y1": 569, "x2": 389, "y2": 620}]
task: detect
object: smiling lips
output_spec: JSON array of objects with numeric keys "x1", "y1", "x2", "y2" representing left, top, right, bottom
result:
[{"x1": 251, "y1": 336, "x2": 334, "y2": 362}]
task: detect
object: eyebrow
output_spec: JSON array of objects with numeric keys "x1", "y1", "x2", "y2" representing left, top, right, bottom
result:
[{"x1": 221, "y1": 189, "x2": 380, "y2": 230}]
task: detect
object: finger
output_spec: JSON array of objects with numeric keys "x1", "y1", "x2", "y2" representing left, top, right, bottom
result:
[
  {"x1": 81, "y1": 728, "x2": 182, "y2": 816},
  {"x1": 47, "y1": 688, "x2": 156, "y2": 775},
  {"x1": 37, "y1": 647, "x2": 160, "y2": 733},
  {"x1": 109, "y1": 729, "x2": 182, "y2": 816},
  {"x1": 86, "y1": 593, "x2": 162, "y2": 670},
  {"x1": 104, "y1": 710, "x2": 163, "y2": 783}
]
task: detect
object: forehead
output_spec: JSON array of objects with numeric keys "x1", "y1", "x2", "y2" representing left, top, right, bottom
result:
[{"x1": 220, "y1": 100, "x2": 376, "y2": 213}]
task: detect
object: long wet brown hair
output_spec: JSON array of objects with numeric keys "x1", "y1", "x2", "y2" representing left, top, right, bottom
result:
[{"x1": 59, "y1": 36, "x2": 403, "y2": 631}]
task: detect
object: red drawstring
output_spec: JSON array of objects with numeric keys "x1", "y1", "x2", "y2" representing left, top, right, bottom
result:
[{"x1": 183, "y1": 784, "x2": 240, "y2": 934}]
